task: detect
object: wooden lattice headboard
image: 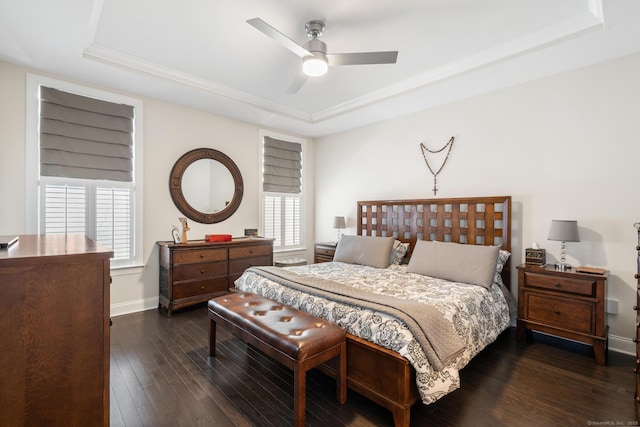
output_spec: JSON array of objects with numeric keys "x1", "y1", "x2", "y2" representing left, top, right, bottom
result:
[{"x1": 357, "y1": 196, "x2": 512, "y2": 288}]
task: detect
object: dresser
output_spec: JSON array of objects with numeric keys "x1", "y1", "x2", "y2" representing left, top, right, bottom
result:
[
  {"x1": 158, "y1": 238, "x2": 274, "y2": 315},
  {"x1": 516, "y1": 264, "x2": 608, "y2": 364},
  {"x1": 314, "y1": 242, "x2": 337, "y2": 263},
  {"x1": 0, "y1": 235, "x2": 112, "y2": 426}
]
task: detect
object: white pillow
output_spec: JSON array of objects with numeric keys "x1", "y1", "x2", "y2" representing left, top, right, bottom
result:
[{"x1": 407, "y1": 240, "x2": 500, "y2": 289}]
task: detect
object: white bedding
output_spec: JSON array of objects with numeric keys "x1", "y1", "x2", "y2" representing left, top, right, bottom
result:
[{"x1": 234, "y1": 261, "x2": 511, "y2": 404}]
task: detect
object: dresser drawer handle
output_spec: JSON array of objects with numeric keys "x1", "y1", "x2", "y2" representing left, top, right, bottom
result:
[
  {"x1": 200, "y1": 269, "x2": 205, "y2": 274},
  {"x1": 200, "y1": 285, "x2": 205, "y2": 290},
  {"x1": 554, "y1": 282, "x2": 561, "y2": 288},
  {"x1": 554, "y1": 309, "x2": 560, "y2": 315},
  {"x1": 200, "y1": 254, "x2": 204, "y2": 259}
]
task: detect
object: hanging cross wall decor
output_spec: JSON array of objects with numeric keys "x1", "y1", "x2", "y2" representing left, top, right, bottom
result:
[{"x1": 419, "y1": 136, "x2": 455, "y2": 195}]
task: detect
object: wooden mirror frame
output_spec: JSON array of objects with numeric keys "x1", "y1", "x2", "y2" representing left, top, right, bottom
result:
[{"x1": 169, "y1": 148, "x2": 244, "y2": 224}]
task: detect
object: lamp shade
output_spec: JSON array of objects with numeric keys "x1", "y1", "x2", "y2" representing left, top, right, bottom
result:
[
  {"x1": 333, "y1": 216, "x2": 346, "y2": 229},
  {"x1": 548, "y1": 220, "x2": 580, "y2": 242}
]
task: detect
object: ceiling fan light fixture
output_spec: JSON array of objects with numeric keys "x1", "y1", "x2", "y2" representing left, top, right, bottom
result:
[{"x1": 303, "y1": 55, "x2": 328, "y2": 77}]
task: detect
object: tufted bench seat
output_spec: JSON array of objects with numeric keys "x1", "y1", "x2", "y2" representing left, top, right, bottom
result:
[{"x1": 208, "y1": 292, "x2": 347, "y2": 427}]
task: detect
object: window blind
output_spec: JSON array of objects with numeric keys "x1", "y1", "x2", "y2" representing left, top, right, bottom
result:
[
  {"x1": 263, "y1": 136, "x2": 302, "y2": 193},
  {"x1": 39, "y1": 86, "x2": 135, "y2": 182}
]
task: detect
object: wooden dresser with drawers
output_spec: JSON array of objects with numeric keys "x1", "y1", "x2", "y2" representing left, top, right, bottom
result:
[
  {"x1": 158, "y1": 238, "x2": 273, "y2": 316},
  {"x1": 516, "y1": 263, "x2": 608, "y2": 364}
]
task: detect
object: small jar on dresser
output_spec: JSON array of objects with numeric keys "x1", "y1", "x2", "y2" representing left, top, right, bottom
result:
[
  {"x1": 516, "y1": 263, "x2": 609, "y2": 364},
  {"x1": 158, "y1": 238, "x2": 273, "y2": 316}
]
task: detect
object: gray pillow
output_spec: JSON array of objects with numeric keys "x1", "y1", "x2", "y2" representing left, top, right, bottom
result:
[
  {"x1": 407, "y1": 240, "x2": 500, "y2": 289},
  {"x1": 334, "y1": 235, "x2": 395, "y2": 269}
]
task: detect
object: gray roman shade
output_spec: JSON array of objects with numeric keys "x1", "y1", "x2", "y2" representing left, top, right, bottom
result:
[
  {"x1": 39, "y1": 86, "x2": 135, "y2": 182},
  {"x1": 263, "y1": 136, "x2": 302, "y2": 193}
]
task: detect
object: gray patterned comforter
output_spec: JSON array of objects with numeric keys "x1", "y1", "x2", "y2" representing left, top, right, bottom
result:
[{"x1": 234, "y1": 261, "x2": 511, "y2": 404}]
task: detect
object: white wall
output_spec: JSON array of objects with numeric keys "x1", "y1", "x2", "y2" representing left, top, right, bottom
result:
[
  {"x1": 314, "y1": 52, "x2": 640, "y2": 354},
  {"x1": 0, "y1": 60, "x2": 314, "y2": 316}
]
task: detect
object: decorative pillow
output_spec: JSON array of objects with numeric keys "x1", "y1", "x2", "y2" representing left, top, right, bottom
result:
[
  {"x1": 334, "y1": 235, "x2": 395, "y2": 269},
  {"x1": 388, "y1": 240, "x2": 410, "y2": 265},
  {"x1": 494, "y1": 249, "x2": 511, "y2": 285},
  {"x1": 406, "y1": 240, "x2": 500, "y2": 289}
]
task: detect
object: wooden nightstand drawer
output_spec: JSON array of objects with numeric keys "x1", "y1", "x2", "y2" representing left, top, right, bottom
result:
[
  {"x1": 526, "y1": 293, "x2": 594, "y2": 334},
  {"x1": 523, "y1": 271, "x2": 595, "y2": 297},
  {"x1": 173, "y1": 261, "x2": 227, "y2": 282},
  {"x1": 316, "y1": 247, "x2": 334, "y2": 257}
]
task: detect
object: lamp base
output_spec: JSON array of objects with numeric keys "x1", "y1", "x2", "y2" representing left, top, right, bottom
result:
[{"x1": 554, "y1": 263, "x2": 572, "y2": 271}]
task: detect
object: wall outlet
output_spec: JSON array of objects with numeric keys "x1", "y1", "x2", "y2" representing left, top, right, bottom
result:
[{"x1": 605, "y1": 298, "x2": 618, "y2": 314}]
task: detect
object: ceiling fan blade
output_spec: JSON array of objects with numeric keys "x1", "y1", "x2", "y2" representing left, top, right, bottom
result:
[
  {"x1": 327, "y1": 51, "x2": 398, "y2": 66},
  {"x1": 247, "y1": 18, "x2": 311, "y2": 58},
  {"x1": 285, "y1": 71, "x2": 307, "y2": 94}
]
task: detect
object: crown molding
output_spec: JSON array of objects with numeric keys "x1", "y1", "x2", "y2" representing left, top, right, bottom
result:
[
  {"x1": 83, "y1": 1, "x2": 604, "y2": 128},
  {"x1": 82, "y1": 43, "x2": 312, "y2": 123},
  {"x1": 312, "y1": 7, "x2": 604, "y2": 123}
]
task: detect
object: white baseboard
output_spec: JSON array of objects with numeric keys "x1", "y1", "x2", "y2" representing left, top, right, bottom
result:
[
  {"x1": 608, "y1": 334, "x2": 635, "y2": 356},
  {"x1": 111, "y1": 297, "x2": 159, "y2": 317}
]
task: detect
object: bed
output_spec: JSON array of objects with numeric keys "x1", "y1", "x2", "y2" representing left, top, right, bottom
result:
[{"x1": 234, "y1": 196, "x2": 512, "y2": 427}]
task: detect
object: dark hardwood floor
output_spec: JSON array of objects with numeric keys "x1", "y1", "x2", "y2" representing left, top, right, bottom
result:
[{"x1": 110, "y1": 305, "x2": 639, "y2": 426}]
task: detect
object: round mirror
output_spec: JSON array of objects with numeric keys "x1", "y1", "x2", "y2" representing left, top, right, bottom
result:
[{"x1": 169, "y1": 148, "x2": 243, "y2": 223}]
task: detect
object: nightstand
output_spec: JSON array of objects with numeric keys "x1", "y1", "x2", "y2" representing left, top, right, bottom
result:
[
  {"x1": 516, "y1": 264, "x2": 609, "y2": 364},
  {"x1": 314, "y1": 242, "x2": 337, "y2": 263}
]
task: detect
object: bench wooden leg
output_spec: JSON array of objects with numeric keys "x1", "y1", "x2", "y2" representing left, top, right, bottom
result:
[
  {"x1": 337, "y1": 341, "x2": 347, "y2": 404},
  {"x1": 209, "y1": 317, "x2": 217, "y2": 357},
  {"x1": 293, "y1": 363, "x2": 306, "y2": 427}
]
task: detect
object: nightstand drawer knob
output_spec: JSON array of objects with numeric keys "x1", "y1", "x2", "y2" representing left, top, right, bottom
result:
[
  {"x1": 554, "y1": 309, "x2": 560, "y2": 315},
  {"x1": 554, "y1": 282, "x2": 561, "y2": 288},
  {"x1": 200, "y1": 269, "x2": 205, "y2": 274}
]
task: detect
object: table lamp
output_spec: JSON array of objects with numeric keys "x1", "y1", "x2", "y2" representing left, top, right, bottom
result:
[
  {"x1": 548, "y1": 220, "x2": 580, "y2": 271},
  {"x1": 333, "y1": 216, "x2": 346, "y2": 242}
]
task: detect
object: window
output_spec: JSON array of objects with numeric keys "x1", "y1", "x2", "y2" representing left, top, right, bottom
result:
[
  {"x1": 26, "y1": 74, "x2": 143, "y2": 269},
  {"x1": 260, "y1": 132, "x2": 305, "y2": 251}
]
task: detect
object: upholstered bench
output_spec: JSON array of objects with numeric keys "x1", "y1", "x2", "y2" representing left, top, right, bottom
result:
[{"x1": 208, "y1": 292, "x2": 347, "y2": 427}]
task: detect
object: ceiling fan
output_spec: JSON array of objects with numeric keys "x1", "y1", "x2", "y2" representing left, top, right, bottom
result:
[{"x1": 247, "y1": 18, "x2": 399, "y2": 93}]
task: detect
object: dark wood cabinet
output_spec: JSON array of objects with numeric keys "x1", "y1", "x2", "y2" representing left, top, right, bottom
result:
[
  {"x1": 158, "y1": 238, "x2": 274, "y2": 315},
  {"x1": 0, "y1": 235, "x2": 112, "y2": 426},
  {"x1": 516, "y1": 263, "x2": 608, "y2": 364},
  {"x1": 314, "y1": 242, "x2": 336, "y2": 263}
]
